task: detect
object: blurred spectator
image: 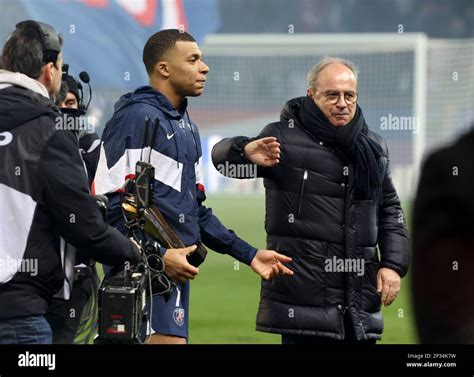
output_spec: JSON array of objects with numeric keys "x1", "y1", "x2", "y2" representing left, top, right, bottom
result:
[
  {"x1": 218, "y1": 0, "x2": 473, "y2": 38},
  {"x1": 412, "y1": 128, "x2": 474, "y2": 343}
]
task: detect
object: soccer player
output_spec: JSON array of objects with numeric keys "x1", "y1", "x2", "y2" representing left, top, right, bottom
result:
[{"x1": 94, "y1": 29, "x2": 293, "y2": 344}]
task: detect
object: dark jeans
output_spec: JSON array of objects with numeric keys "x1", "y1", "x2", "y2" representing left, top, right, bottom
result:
[
  {"x1": 281, "y1": 314, "x2": 377, "y2": 345},
  {"x1": 46, "y1": 271, "x2": 96, "y2": 344},
  {"x1": 0, "y1": 315, "x2": 52, "y2": 344}
]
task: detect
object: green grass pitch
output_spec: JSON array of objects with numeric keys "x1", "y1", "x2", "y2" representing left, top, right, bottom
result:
[{"x1": 187, "y1": 194, "x2": 417, "y2": 344}]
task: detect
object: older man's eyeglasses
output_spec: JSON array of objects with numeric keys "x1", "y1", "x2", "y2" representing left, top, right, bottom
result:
[{"x1": 322, "y1": 91, "x2": 358, "y2": 105}]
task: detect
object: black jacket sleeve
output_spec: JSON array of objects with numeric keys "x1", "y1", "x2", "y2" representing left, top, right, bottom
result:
[
  {"x1": 211, "y1": 123, "x2": 283, "y2": 180},
  {"x1": 377, "y1": 155, "x2": 410, "y2": 277},
  {"x1": 198, "y1": 202, "x2": 258, "y2": 265},
  {"x1": 38, "y1": 130, "x2": 141, "y2": 266}
]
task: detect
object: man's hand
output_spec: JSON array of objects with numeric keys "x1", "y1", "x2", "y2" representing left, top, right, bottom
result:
[
  {"x1": 244, "y1": 137, "x2": 281, "y2": 167},
  {"x1": 377, "y1": 267, "x2": 401, "y2": 306},
  {"x1": 250, "y1": 250, "x2": 294, "y2": 280},
  {"x1": 162, "y1": 245, "x2": 199, "y2": 284}
]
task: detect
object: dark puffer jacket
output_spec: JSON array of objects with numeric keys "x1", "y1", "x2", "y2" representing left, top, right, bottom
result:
[{"x1": 212, "y1": 97, "x2": 409, "y2": 340}]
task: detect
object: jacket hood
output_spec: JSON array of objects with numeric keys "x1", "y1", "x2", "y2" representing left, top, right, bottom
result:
[
  {"x1": 0, "y1": 70, "x2": 55, "y2": 131},
  {"x1": 0, "y1": 70, "x2": 49, "y2": 97},
  {"x1": 114, "y1": 85, "x2": 188, "y2": 118}
]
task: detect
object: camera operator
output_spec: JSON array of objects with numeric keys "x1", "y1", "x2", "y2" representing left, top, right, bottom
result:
[
  {"x1": 45, "y1": 73, "x2": 101, "y2": 344},
  {"x1": 0, "y1": 20, "x2": 141, "y2": 344},
  {"x1": 56, "y1": 74, "x2": 100, "y2": 187}
]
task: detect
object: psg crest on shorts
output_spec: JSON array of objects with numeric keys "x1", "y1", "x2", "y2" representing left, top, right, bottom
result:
[{"x1": 173, "y1": 308, "x2": 185, "y2": 327}]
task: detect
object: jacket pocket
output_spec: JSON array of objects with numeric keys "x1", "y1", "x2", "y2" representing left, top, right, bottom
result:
[
  {"x1": 360, "y1": 260, "x2": 381, "y2": 313},
  {"x1": 297, "y1": 169, "x2": 308, "y2": 218},
  {"x1": 267, "y1": 251, "x2": 327, "y2": 307}
]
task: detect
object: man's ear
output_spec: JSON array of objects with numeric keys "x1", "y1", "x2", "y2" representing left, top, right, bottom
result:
[
  {"x1": 307, "y1": 88, "x2": 314, "y2": 98},
  {"x1": 155, "y1": 61, "x2": 170, "y2": 78},
  {"x1": 37, "y1": 62, "x2": 53, "y2": 88}
]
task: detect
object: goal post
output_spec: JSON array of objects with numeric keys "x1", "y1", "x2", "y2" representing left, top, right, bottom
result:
[{"x1": 196, "y1": 33, "x2": 430, "y2": 199}]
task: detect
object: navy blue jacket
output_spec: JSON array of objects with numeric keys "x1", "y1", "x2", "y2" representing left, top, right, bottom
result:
[{"x1": 94, "y1": 86, "x2": 257, "y2": 264}]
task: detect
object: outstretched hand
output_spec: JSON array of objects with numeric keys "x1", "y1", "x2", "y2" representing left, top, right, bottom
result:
[
  {"x1": 244, "y1": 137, "x2": 281, "y2": 167},
  {"x1": 250, "y1": 249, "x2": 294, "y2": 280}
]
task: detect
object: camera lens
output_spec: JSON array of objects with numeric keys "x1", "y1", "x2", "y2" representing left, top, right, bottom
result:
[
  {"x1": 144, "y1": 240, "x2": 159, "y2": 255},
  {"x1": 147, "y1": 254, "x2": 164, "y2": 273}
]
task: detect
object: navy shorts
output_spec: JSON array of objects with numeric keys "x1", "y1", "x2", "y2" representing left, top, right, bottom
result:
[{"x1": 141, "y1": 281, "x2": 190, "y2": 340}]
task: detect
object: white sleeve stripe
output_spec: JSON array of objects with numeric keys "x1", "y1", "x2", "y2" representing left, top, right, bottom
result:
[
  {"x1": 94, "y1": 144, "x2": 183, "y2": 194},
  {"x1": 85, "y1": 139, "x2": 101, "y2": 154},
  {"x1": 0, "y1": 184, "x2": 37, "y2": 284},
  {"x1": 195, "y1": 156, "x2": 204, "y2": 185}
]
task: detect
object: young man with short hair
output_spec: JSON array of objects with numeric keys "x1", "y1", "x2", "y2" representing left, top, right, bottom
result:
[{"x1": 95, "y1": 29, "x2": 293, "y2": 344}]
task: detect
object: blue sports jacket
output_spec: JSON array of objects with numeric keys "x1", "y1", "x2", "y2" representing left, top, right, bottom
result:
[{"x1": 94, "y1": 86, "x2": 257, "y2": 264}]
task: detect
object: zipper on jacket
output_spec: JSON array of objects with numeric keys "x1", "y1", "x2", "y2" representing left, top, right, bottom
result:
[
  {"x1": 167, "y1": 119, "x2": 180, "y2": 168},
  {"x1": 297, "y1": 170, "x2": 308, "y2": 218},
  {"x1": 186, "y1": 110, "x2": 200, "y2": 161}
]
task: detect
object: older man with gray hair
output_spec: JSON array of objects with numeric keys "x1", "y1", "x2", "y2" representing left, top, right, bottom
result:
[{"x1": 212, "y1": 57, "x2": 410, "y2": 344}]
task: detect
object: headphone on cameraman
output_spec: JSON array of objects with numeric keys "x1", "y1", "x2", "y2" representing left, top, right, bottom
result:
[
  {"x1": 18, "y1": 21, "x2": 93, "y2": 114},
  {"x1": 61, "y1": 65, "x2": 92, "y2": 113},
  {"x1": 15, "y1": 20, "x2": 61, "y2": 65}
]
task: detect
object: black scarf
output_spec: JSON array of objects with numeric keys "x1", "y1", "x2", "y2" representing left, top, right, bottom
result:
[{"x1": 299, "y1": 96, "x2": 384, "y2": 201}]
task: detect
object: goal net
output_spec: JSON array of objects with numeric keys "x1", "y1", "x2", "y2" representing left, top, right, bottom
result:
[{"x1": 192, "y1": 33, "x2": 473, "y2": 199}]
